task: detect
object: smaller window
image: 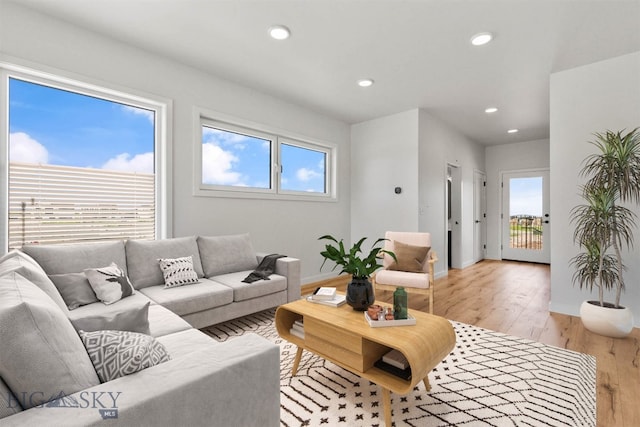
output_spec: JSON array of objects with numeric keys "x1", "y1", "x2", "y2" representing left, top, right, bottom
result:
[
  {"x1": 280, "y1": 140, "x2": 327, "y2": 194},
  {"x1": 197, "y1": 112, "x2": 336, "y2": 201}
]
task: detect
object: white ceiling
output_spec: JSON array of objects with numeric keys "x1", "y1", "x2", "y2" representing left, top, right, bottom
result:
[{"x1": 10, "y1": 0, "x2": 640, "y2": 145}]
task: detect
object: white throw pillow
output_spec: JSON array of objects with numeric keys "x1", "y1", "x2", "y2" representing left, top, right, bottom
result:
[
  {"x1": 158, "y1": 256, "x2": 199, "y2": 288},
  {"x1": 84, "y1": 263, "x2": 135, "y2": 304}
]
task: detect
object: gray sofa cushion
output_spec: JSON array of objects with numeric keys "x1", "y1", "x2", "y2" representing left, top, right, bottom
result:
[
  {"x1": 156, "y1": 329, "x2": 219, "y2": 359},
  {"x1": 197, "y1": 234, "x2": 258, "y2": 276},
  {"x1": 49, "y1": 272, "x2": 99, "y2": 310},
  {"x1": 126, "y1": 236, "x2": 204, "y2": 289},
  {"x1": 0, "y1": 250, "x2": 69, "y2": 312},
  {"x1": 138, "y1": 278, "x2": 233, "y2": 316},
  {"x1": 210, "y1": 271, "x2": 287, "y2": 302},
  {"x1": 66, "y1": 292, "x2": 152, "y2": 334},
  {"x1": 147, "y1": 304, "x2": 193, "y2": 338},
  {"x1": 0, "y1": 271, "x2": 99, "y2": 409},
  {"x1": 22, "y1": 240, "x2": 128, "y2": 275}
]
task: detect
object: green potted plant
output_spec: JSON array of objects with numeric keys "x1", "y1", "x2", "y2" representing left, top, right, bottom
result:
[
  {"x1": 319, "y1": 235, "x2": 396, "y2": 310},
  {"x1": 570, "y1": 128, "x2": 640, "y2": 337}
]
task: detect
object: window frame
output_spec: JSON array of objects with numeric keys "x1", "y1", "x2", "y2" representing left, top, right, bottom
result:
[
  {"x1": 0, "y1": 63, "x2": 171, "y2": 251},
  {"x1": 195, "y1": 108, "x2": 337, "y2": 202}
]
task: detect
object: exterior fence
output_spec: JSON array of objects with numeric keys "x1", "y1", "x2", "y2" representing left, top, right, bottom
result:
[
  {"x1": 509, "y1": 215, "x2": 543, "y2": 250},
  {"x1": 8, "y1": 162, "x2": 155, "y2": 249}
]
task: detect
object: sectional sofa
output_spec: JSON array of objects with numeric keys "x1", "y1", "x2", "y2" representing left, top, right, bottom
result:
[{"x1": 0, "y1": 233, "x2": 301, "y2": 426}]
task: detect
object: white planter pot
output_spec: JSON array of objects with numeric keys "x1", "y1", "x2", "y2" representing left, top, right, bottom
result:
[{"x1": 580, "y1": 300, "x2": 634, "y2": 338}]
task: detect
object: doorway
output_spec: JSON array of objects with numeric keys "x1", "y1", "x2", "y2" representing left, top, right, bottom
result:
[
  {"x1": 501, "y1": 169, "x2": 550, "y2": 264},
  {"x1": 447, "y1": 164, "x2": 462, "y2": 269},
  {"x1": 473, "y1": 170, "x2": 486, "y2": 263}
]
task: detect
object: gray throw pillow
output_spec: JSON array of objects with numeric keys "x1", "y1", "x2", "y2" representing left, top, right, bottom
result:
[
  {"x1": 84, "y1": 263, "x2": 135, "y2": 305},
  {"x1": 49, "y1": 272, "x2": 99, "y2": 310},
  {"x1": 69, "y1": 300, "x2": 151, "y2": 335},
  {"x1": 79, "y1": 330, "x2": 171, "y2": 383},
  {"x1": 158, "y1": 256, "x2": 199, "y2": 288}
]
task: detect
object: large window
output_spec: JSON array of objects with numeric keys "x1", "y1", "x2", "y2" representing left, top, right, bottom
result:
[
  {"x1": 198, "y1": 114, "x2": 335, "y2": 200},
  {"x1": 2, "y1": 69, "x2": 168, "y2": 250}
]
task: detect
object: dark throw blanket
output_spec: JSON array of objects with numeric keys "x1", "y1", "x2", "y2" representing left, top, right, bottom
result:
[{"x1": 242, "y1": 254, "x2": 286, "y2": 283}]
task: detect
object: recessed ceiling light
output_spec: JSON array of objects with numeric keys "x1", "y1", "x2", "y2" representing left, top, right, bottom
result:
[
  {"x1": 507, "y1": 129, "x2": 519, "y2": 134},
  {"x1": 269, "y1": 25, "x2": 290, "y2": 40},
  {"x1": 485, "y1": 107, "x2": 498, "y2": 114},
  {"x1": 357, "y1": 79, "x2": 374, "y2": 87},
  {"x1": 471, "y1": 32, "x2": 493, "y2": 46}
]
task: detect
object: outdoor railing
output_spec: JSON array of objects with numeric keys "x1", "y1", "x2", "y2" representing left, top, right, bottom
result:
[{"x1": 509, "y1": 215, "x2": 543, "y2": 250}]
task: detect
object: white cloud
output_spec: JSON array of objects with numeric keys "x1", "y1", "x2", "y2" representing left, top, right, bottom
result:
[
  {"x1": 102, "y1": 152, "x2": 154, "y2": 173},
  {"x1": 202, "y1": 142, "x2": 243, "y2": 185},
  {"x1": 121, "y1": 105, "x2": 154, "y2": 123},
  {"x1": 296, "y1": 167, "x2": 322, "y2": 182},
  {"x1": 9, "y1": 132, "x2": 49, "y2": 164},
  {"x1": 203, "y1": 127, "x2": 248, "y2": 147}
]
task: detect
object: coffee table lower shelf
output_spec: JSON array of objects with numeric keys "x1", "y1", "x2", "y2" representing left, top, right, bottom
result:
[{"x1": 275, "y1": 299, "x2": 456, "y2": 426}]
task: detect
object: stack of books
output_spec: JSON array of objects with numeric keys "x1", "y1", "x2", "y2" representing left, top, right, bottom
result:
[
  {"x1": 306, "y1": 293, "x2": 346, "y2": 307},
  {"x1": 374, "y1": 349, "x2": 412, "y2": 380},
  {"x1": 311, "y1": 287, "x2": 337, "y2": 300},
  {"x1": 289, "y1": 319, "x2": 305, "y2": 339}
]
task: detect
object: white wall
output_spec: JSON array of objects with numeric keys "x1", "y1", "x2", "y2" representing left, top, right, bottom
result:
[
  {"x1": 0, "y1": 2, "x2": 351, "y2": 283},
  {"x1": 484, "y1": 139, "x2": 550, "y2": 260},
  {"x1": 350, "y1": 110, "x2": 420, "y2": 243},
  {"x1": 350, "y1": 108, "x2": 485, "y2": 279},
  {"x1": 418, "y1": 110, "x2": 485, "y2": 274},
  {"x1": 550, "y1": 52, "x2": 640, "y2": 325}
]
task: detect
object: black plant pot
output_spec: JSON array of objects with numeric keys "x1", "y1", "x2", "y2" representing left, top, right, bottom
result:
[{"x1": 346, "y1": 276, "x2": 375, "y2": 311}]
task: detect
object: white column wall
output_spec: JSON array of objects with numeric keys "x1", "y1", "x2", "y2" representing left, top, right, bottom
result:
[
  {"x1": 350, "y1": 110, "x2": 420, "y2": 244},
  {"x1": 418, "y1": 110, "x2": 485, "y2": 275},
  {"x1": 0, "y1": 2, "x2": 351, "y2": 283},
  {"x1": 550, "y1": 52, "x2": 640, "y2": 325}
]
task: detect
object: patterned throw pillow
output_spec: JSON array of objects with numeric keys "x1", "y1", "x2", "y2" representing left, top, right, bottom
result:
[
  {"x1": 79, "y1": 330, "x2": 171, "y2": 383},
  {"x1": 158, "y1": 256, "x2": 199, "y2": 288},
  {"x1": 84, "y1": 263, "x2": 135, "y2": 304}
]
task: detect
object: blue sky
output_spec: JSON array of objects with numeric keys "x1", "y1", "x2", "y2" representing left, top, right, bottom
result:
[
  {"x1": 510, "y1": 177, "x2": 543, "y2": 217},
  {"x1": 9, "y1": 77, "x2": 155, "y2": 173}
]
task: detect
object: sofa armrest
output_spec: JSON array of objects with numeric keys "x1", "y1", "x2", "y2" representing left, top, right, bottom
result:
[
  {"x1": 256, "y1": 253, "x2": 301, "y2": 303},
  {"x1": 2, "y1": 333, "x2": 280, "y2": 427}
]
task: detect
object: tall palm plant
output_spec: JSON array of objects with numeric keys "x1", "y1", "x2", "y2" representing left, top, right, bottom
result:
[{"x1": 570, "y1": 128, "x2": 640, "y2": 308}]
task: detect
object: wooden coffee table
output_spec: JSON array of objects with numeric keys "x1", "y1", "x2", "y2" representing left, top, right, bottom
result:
[{"x1": 275, "y1": 296, "x2": 456, "y2": 426}]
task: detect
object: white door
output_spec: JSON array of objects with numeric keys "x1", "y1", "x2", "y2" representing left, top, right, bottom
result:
[
  {"x1": 501, "y1": 170, "x2": 550, "y2": 264},
  {"x1": 473, "y1": 170, "x2": 486, "y2": 263}
]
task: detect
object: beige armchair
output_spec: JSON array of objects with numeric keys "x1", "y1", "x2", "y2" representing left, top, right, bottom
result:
[{"x1": 373, "y1": 231, "x2": 437, "y2": 313}]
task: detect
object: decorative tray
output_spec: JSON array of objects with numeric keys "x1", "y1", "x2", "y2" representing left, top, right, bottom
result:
[{"x1": 364, "y1": 312, "x2": 417, "y2": 327}]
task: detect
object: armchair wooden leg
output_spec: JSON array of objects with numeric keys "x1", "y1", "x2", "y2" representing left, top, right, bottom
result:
[{"x1": 429, "y1": 285, "x2": 434, "y2": 314}]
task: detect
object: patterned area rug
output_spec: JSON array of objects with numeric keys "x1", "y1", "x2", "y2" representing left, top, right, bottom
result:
[{"x1": 202, "y1": 310, "x2": 595, "y2": 427}]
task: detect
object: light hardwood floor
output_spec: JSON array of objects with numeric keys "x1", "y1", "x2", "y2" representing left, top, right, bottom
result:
[{"x1": 304, "y1": 260, "x2": 640, "y2": 427}]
